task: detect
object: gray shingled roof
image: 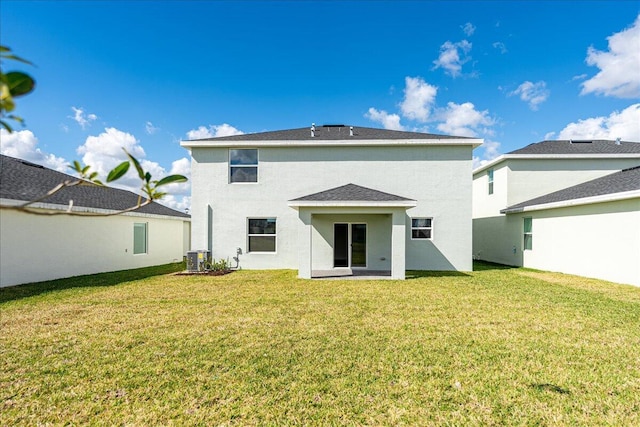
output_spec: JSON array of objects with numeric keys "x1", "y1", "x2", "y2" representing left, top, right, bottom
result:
[
  {"x1": 188, "y1": 125, "x2": 467, "y2": 141},
  {"x1": 0, "y1": 154, "x2": 190, "y2": 218},
  {"x1": 290, "y1": 183, "x2": 414, "y2": 202},
  {"x1": 508, "y1": 140, "x2": 640, "y2": 155},
  {"x1": 501, "y1": 165, "x2": 640, "y2": 213}
]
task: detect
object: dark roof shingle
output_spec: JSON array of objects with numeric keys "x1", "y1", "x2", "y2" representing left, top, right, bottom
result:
[
  {"x1": 188, "y1": 125, "x2": 467, "y2": 142},
  {"x1": 290, "y1": 183, "x2": 414, "y2": 202},
  {"x1": 0, "y1": 154, "x2": 190, "y2": 218},
  {"x1": 502, "y1": 165, "x2": 640, "y2": 213},
  {"x1": 508, "y1": 140, "x2": 640, "y2": 155}
]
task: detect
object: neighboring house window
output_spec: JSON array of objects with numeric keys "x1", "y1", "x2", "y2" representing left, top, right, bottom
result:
[
  {"x1": 411, "y1": 218, "x2": 433, "y2": 239},
  {"x1": 134, "y1": 223, "x2": 148, "y2": 254},
  {"x1": 230, "y1": 149, "x2": 258, "y2": 183},
  {"x1": 523, "y1": 217, "x2": 533, "y2": 250},
  {"x1": 248, "y1": 218, "x2": 276, "y2": 252},
  {"x1": 488, "y1": 169, "x2": 494, "y2": 195}
]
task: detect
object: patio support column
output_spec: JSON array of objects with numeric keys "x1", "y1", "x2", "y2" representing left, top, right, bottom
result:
[
  {"x1": 391, "y1": 209, "x2": 406, "y2": 279},
  {"x1": 298, "y1": 209, "x2": 312, "y2": 278}
]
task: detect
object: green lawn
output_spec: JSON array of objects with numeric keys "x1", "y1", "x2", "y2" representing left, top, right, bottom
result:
[{"x1": 2, "y1": 263, "x2": 639, "y2": 425}]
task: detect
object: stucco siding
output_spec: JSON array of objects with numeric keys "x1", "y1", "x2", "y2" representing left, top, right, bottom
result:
[
  {"x1": 190, "y1": 144, "x2": 473, "y2": 272},
  {"x1": 0, "y1": 210, "x2": 189, "y2": 287},
  {"x1": 311, "y1": 214, "x2": 392, "y2": 271},
  {"x1": 473, "y1": 215, "x2": 523, "y2": 266},
  {"x1": 506, "y1": 158, "x2": 640, "y2": 206},
  {"x1": 472, "y1": 163, "x2": 508, "y2": 219},
  {"x1": 518, "y1": 199, "x2": 640, "y2": 286}
]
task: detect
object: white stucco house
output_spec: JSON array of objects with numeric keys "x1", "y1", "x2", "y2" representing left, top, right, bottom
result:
[
  {"x1": 472, "y1": 140, "x2": 640, "y2": 286},
  {"x1": 0, "y1": 154, "x2": 191, "y2": 287},
  {"x1": 181, "y1": 124, "x2": 482, "y2": 279}
]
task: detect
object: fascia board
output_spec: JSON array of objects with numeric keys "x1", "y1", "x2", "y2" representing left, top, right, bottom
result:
[
  {"x1": 500, "y1": 190, "x2": 640, "y2": 214},
  {"x1": 287, "y1": 200, "x2": 418, "y2": 208},
  {"x1": 0, "y1": 198, "x2": 191, "y2": 221},
  {"x1": 473, "y1": 153, "x2": 640, "y2": 175},
  {"x1": 181, "y1": 138, "x2": 483, "y2": 149}
]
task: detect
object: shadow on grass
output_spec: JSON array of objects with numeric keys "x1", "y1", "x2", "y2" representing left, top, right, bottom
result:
[
  {"x1": 530, "y1": 383, "x2": 571, "y2": 395},
  {"x1": 473, "y1": 260, "x2": 518, "y2": 272},
  {"x1": 0, "y1": 262, "x2": 185, "y2": 304},
  {"x1": 406, "y1": 270, "x2": 471, "y2": 279}
]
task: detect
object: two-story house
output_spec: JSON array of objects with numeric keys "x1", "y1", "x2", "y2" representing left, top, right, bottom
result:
[
  {"x1": 472, "y1": 140, "x2": 640, "y2": 286},
  {"x1": 182, "y1": 125, "x2": 482, "y2": 279}
]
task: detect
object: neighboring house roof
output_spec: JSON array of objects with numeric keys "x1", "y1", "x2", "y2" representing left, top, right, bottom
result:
[
  {"x1": 508, "y1": 139, "x2": 640, "y2": 155},
  {"x1": 0, "y1": 154, "x2": 190, "y2": 218},
  {"x1": 288, "y1": 183, "x2": 417, "y2": 208},
  {"x1": 181, "y1": 124, "x2": 483, "y2": 148},
  {"x1": 473, "y1": 139, "x2": 640, "y2": 175},
  {"x1": 501, "y1": 165, "x2": 640, "y2": 214}
]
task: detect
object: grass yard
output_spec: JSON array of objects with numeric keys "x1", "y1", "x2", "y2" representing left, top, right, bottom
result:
[{"x1": 1, "y1": 263, "x2": 639, "y2": 425}]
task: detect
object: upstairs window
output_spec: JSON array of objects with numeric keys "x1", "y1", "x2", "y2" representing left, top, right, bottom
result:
[
  {"x1": 523, "y1": 217, "x2": 533, "y2": 250},
  {"x1": 230, "y1": 149, "x2": 258, "y2": 183},
  {"x1": 488, "y1": 169, "x2": 494, "y2": 195},
  {"x1": 411, "y1": 218, "x2": 433, "y2": 240},
  {"x1": 248, "y1": 218, "x2": 276, "y2": 252}
]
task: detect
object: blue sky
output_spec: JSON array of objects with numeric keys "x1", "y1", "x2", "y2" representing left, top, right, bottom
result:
[{"x1": 1, "y1": 1, "x2": 639, "y2": 210}]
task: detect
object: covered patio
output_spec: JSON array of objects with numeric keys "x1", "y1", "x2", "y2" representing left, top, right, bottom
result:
[{"x1": 288, "y1": 184, "x2": 417, "y2": 280}]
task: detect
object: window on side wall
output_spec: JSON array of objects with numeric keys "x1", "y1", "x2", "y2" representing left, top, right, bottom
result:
[
  {"x1": 247, "y1": 218, "x2": 276, "y2": 252},
  {"x1": 523, "y1": 217, "x2": 532, "y2": 250},
  {"x1": 488, "y1": 169, "x2": 494, "y2": 195},
  {"x1": 133, "y1": 222, "x2": 148, "y2": 254},
  {"x1": 229, "y1": 149, "x2": 258, "y2": 183},
  {"x1": 411, "y1": 218, "x2": 433, "y2": 239}
]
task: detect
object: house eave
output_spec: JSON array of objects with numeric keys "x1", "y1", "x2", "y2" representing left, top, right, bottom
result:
[
  {"x1": 287, "y1": 200, "x2": 418, "y2": 208},
  {"x1": 181, "y1": 138, "x2": 483, "y2": 149},
  {"x1": 0, "y1": 198, "x2": 191, "y2": 221},
  {"x1": 500, "y1": 190, "x2": 640, "y2": 214},
  {"x1": 473, "y1": 153, "x2": 640, "y2": 176}
]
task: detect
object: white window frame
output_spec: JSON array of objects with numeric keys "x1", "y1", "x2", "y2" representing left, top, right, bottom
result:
[
  {"x1": 229, "y1": 148, "x2": 258, "y2": 184},
  {"x1": 523, "y1": 217, "x2": 533, "y2": 251},
  {"x1": 488, "y1": 168, "x2": 494, "y2": 195},
  {"x1": 133, "y1": 222, "x2": 148, "y2": 255},
  {"x1": 411, "y1": 217, "x2": 433, "y2": 240},
  {"x1": 247, "y1": 217, "x2": 277, "y2": 253}
]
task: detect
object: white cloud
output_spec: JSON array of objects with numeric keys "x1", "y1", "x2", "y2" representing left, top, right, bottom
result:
[
  {"x1": 364, "y1": 108, "x2": 405, "y2": 131},
  {"x1": 492, "y1": 42, "x2": 507, "y2": 54},
  {"x1": 399, "y1": 76, "x2": 438, "y2": 122},
  {"x1": 0, "y1": 129, "x2": 68, "y2": 171},
  {"x1": 435, "y1": 102, "x2": 495, "y2": 137},
  {"x1": 473, "y1": 139, "x2": 502, "y2": 169},
  {"x1": 461, "y1": 22, "x2": 476, "y2": 36},
  {"x1": 145, "y1": 121, "x2": 159, "y2": 135},
  {"x1": 186, "y1": 123, "x2": 244, "y2": 139},
  {"x1": 75, "y1": 127, "x2": 192, "y2": 210},
  {"x1": 556, "y1": 103, "x2": 640, "y2": 141},
  {"x1": 69, "y1": 107, "x2": 97, "y2": 129},
  {"x1": 581, "y1": 15, "x2": 640, "y2": 98},
  {"x1": 433, "y1": 40, "x2": 472, "y2": 78},
  {"x1": 509, "y1": 81, "x2": 550, "y2": 110}
]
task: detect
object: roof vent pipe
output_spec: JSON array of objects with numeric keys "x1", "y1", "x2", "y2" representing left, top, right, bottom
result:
[
  {"x1": 311, "y1": 123, "x2": 315, "y2": 138},
  {"x1": 350, "y1": 126, "x2": 354, "y2": 137},
  {"x1": 615, "y1": 137, "x2": 621, "y2": 145}
]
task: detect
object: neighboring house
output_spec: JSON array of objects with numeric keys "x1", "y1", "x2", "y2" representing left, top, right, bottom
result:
[
  {"x1": 0, "y1": 154, "x2": 191, "y2": 287},
  {"x1": 181, "y1": 124, "x2": 482, "y2": 279},
  {"x1": 472, "y1": 140, "x2": 640, "y2": 286}
]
